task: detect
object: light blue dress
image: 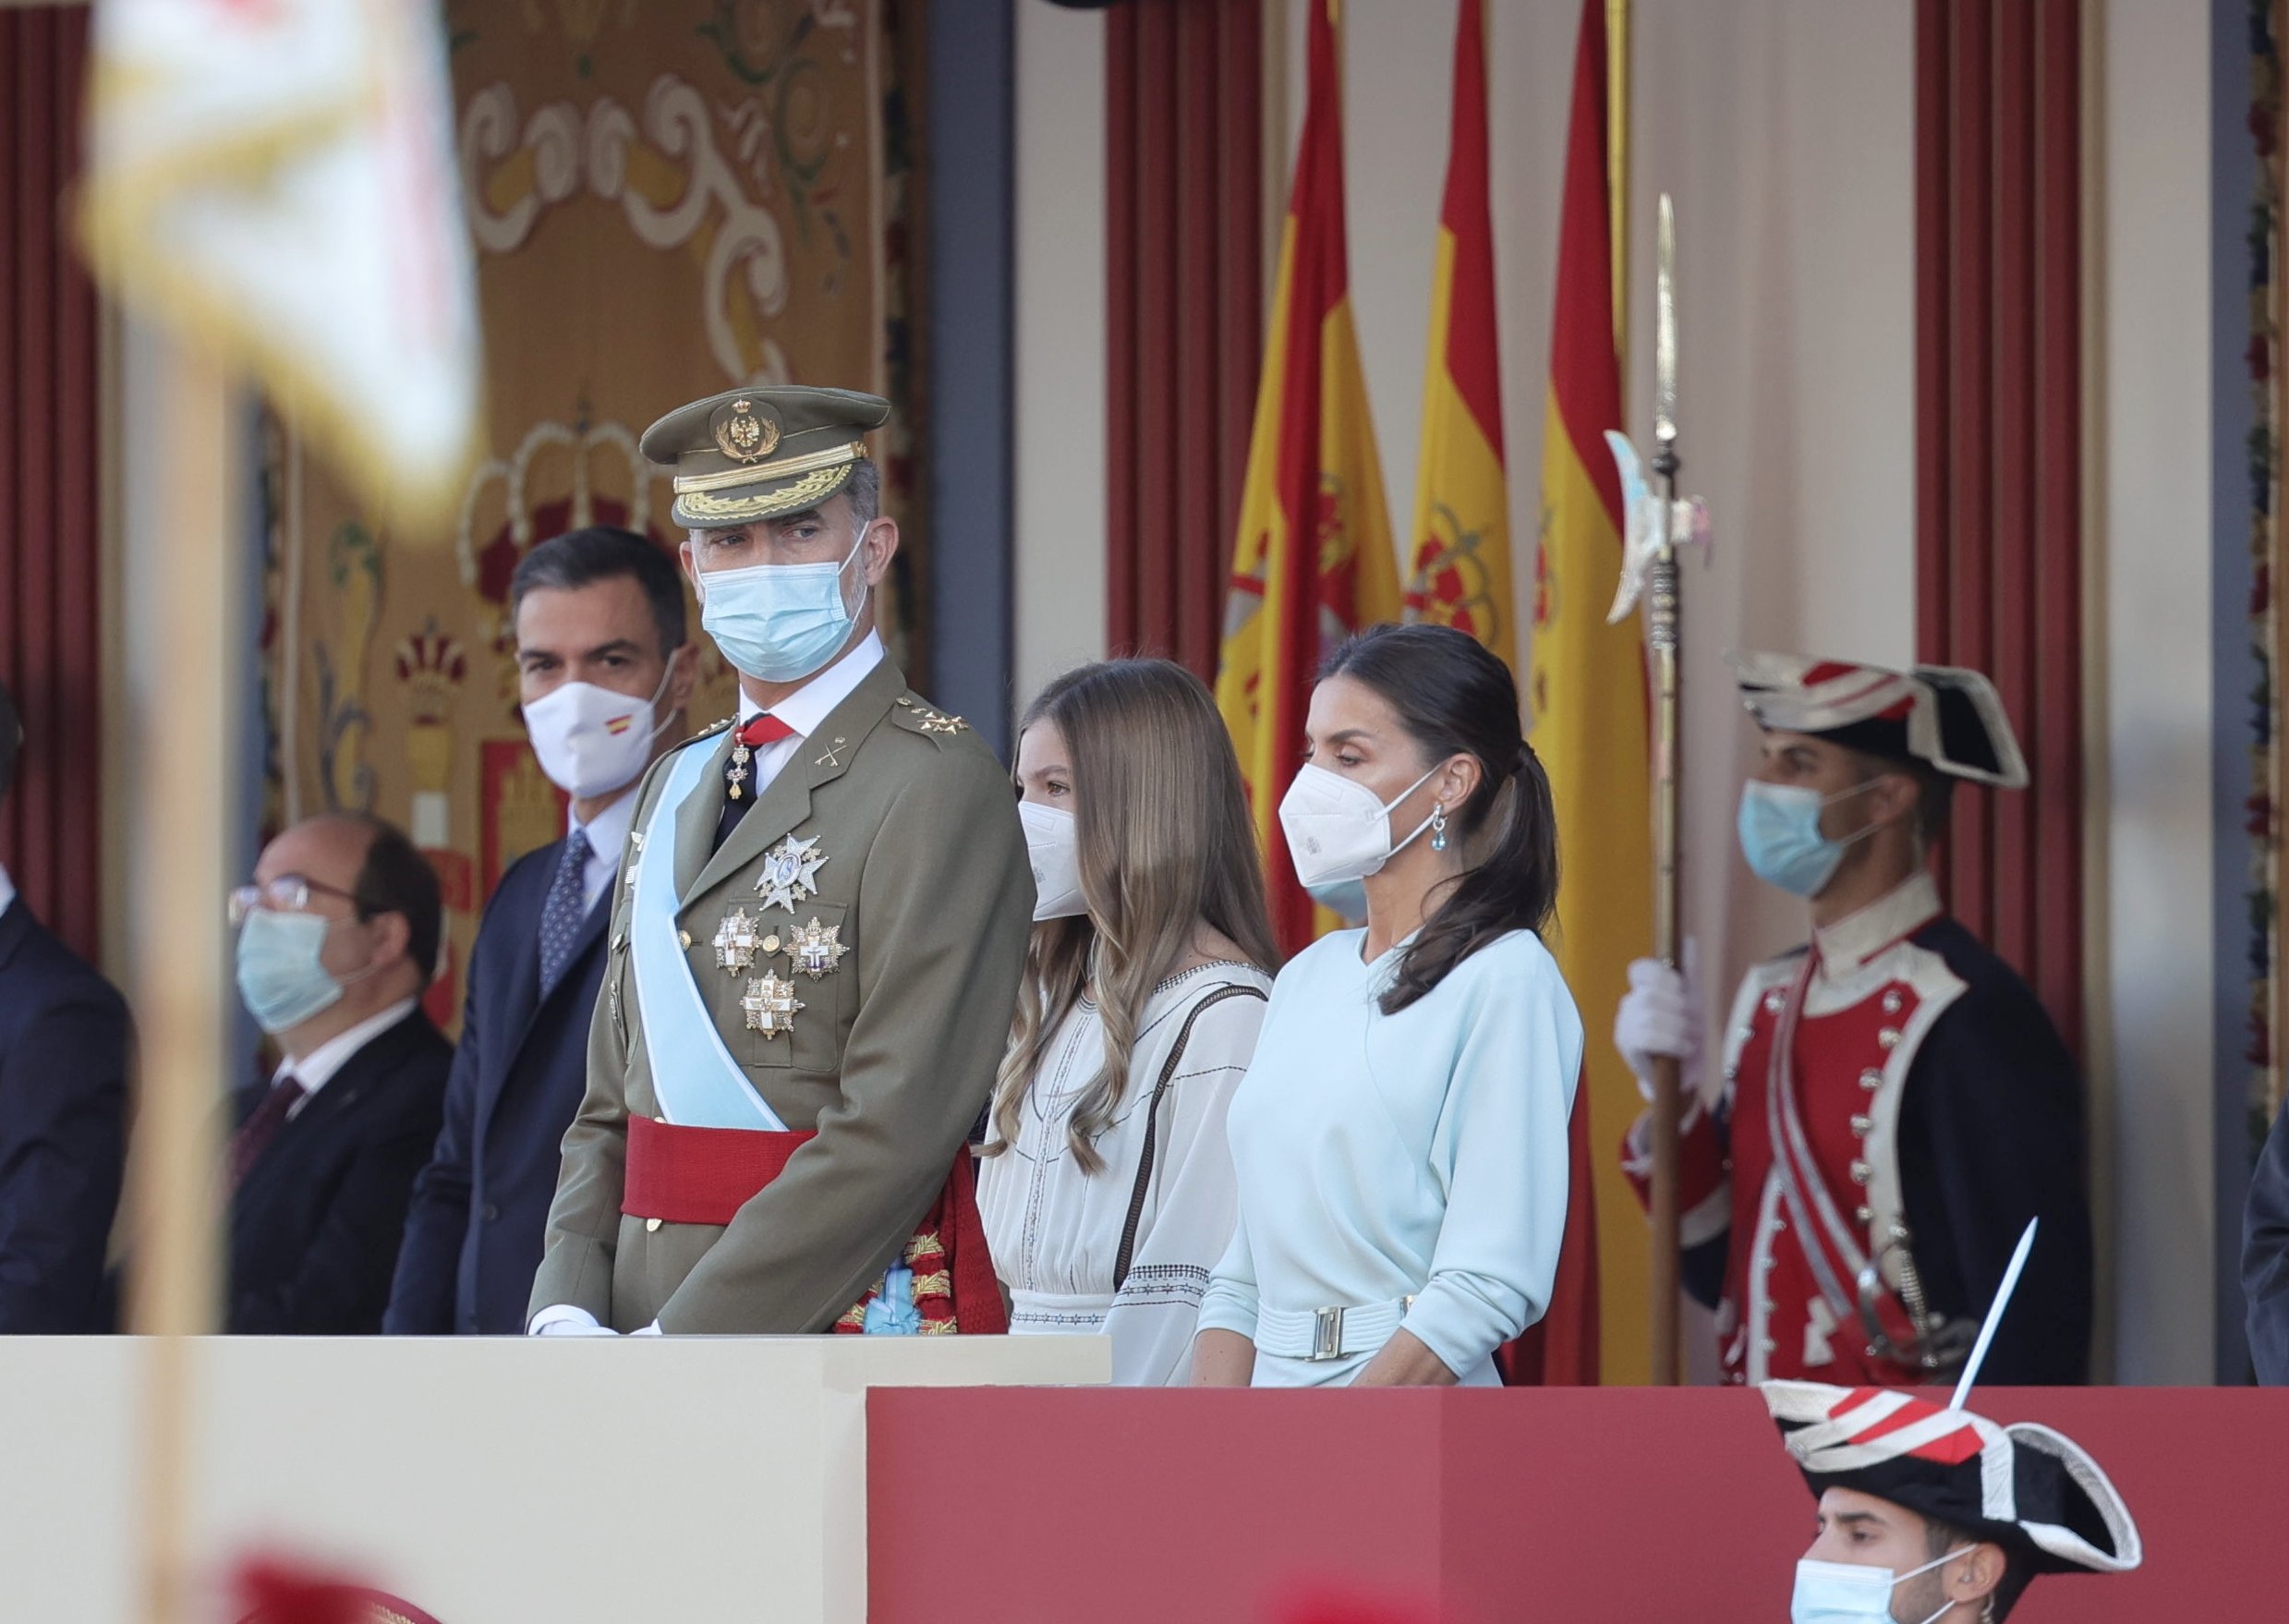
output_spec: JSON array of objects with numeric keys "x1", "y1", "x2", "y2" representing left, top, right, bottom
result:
[{"x1": 1197, "y1": 927, "x2": 1583, "y2": 1388}]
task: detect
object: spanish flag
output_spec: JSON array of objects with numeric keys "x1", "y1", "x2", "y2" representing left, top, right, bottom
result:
[
  {"x1": 1404, "y1": 0, "x2": 1515, "y2": 669},
  {"x1": 1215, "y1": 0, "x2": 1401, "y2": 951},
  {"x1": 1402, "y1": 0, "x2": 1599, "y2": 1388},
  {"x1": 1530, "y1": 0, "x2": 1656, "y2": 1385}
]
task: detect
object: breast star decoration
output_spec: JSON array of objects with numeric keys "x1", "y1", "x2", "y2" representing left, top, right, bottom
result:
[
  {"x1": 787, "y1": 915, "x2": 848, "y2": 979},
  {"x1": 740, "y1": 971, "x2": 804, "y2": 1039},
  {"x1": 713, "y1": 906, "x2": 762, "y2": 976},
  {"x1": 755, "y1": 834, "x2": 829, "y2": 912}
]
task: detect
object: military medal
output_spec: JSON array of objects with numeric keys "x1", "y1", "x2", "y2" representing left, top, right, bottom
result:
[
  {"x1": 756, "y1": 834, "x2": 829, "y2": 912},
  {"x1": 787, "y1": 915, "x2": 848, "y2": 979},
  {"x1": 741, "y1": 971, "x2": 804, "y2": 1039},
  {"x1": 727, "y1": 742, "x2": 751, "y2": 801},
  {"x1": 713, "y1": 906, "x2": 762, "y2": 975}
]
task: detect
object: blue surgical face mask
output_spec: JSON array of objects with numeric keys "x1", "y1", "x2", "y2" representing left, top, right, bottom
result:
[
  {"x1": 1737, "y1": 778, "x2": 1884, "y2": 898},
  {"x1": 1306, "y1": 875, "x2": 1370, "y2": 924},
  {"x1": 236, "y1": 910, "x2": 361, "y2": 1036},
  {"x1": 1790, "y1": 1550, "x2": 1970, "y2": 1624},
  {"x1": 696, "y1": 526, "x2": 868, "y2": 684}
]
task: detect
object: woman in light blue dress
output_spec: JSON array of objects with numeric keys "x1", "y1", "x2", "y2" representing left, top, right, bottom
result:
[{"x1": 1192, "y1": 624, "x2": 1583, "y2": 1388}]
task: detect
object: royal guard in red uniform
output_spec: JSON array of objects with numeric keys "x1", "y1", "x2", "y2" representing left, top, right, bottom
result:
[{"x1": 1617, "y1": 654, "x2": 2092, "y2": 1386}]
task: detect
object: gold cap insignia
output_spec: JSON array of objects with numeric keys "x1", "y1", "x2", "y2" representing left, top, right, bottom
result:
[{"x1": 713, "y1": 398, "x2": 781, "y2": 464}]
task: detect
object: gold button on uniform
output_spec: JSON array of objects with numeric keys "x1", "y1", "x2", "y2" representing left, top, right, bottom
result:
[{"x1": 678, "y1": 930, "x2": 693, "y2": 949}]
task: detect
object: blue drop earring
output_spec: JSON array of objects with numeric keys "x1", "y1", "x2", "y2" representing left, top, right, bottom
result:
[{"x1": 1430, "y1": 801, "x2": 1448, "y2": 852}]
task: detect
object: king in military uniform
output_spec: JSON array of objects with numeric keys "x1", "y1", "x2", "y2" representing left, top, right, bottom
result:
[
  {"x1": 528, "y1": 385, "x2": 1032, "y2": 1335},
  {"x1": 1614, "y1": 654, "x2": 2093, "y2": 1386}
]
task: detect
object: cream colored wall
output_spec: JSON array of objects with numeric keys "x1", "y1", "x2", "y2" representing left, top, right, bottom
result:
[
  {"x1": 1011, "y1": 0, "x2": 1110, "y2": 710},
  {"x1": 1010, "y1": 0, "x2": 2222, "y2": 1380},
  {"x1": 2094, "y1": 0, "x2": 2216, "y2": 1385}
]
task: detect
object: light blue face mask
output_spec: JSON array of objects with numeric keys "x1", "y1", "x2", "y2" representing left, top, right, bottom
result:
[
  {"x1": 1305, "y1": 875, "x2": 1370, "y2": 924},
  {"x1": 696, "y1": 527, "x2": 868, "y2": 684},
  {"x1": 1737, "y1": 778, "x2": 1883, "y2": 898},
  {"x1": 1791, "y1": 1551, "x2": 1970, "y2": 1624},
  {"x1": 236, "y1": 910, "x2": 354, "y2": 1036}
]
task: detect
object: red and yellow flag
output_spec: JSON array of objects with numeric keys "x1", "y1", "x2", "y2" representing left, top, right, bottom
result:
[
  {"x1": 1401, "y1": 0, "x2": 1602, "y2": 1388},
  {"x1": 1530, "y1": 0, "x2": 1656, "y2": 1385},
  {"x1": 1404, "y1": 0, "x2": 1514, "y2": 668},
  {"x1": 1215, "y1": 0, "x2": 1401, "y2": 952}
]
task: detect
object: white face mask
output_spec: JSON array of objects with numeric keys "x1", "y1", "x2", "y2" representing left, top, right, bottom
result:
[
  {"x1": 522, "y1": 661, "x2": 673, "y2": 800},
  {"x1": 1019, "y1": 801, "x2": 1087, "y2": 922},
  {"x1": 1277, "y1": 761, "x2": 1439, "y2": 891},
  {"x1": 1790, "y1": 1550, "x2": 1971, "y2": 1624}
]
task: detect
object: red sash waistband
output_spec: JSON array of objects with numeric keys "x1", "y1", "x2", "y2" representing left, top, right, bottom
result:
[
  {"x1": 621, "y1": 1114, "x2": 1006, "y2": 1335},
  {"x1": 624, "y1": 1114, "x2": 814, "y2": 1225}
]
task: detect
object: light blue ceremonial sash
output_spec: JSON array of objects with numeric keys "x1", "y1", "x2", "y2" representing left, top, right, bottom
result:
[{"x1": 628, "y1": 742, "x2": 788, "y2": 1131}]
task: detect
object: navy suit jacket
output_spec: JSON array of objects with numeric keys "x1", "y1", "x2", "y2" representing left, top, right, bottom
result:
[
  {"x1": 2244, "y1": 1103, "x2": 2289, "y2": 1382},
  {"x1": 385, "y1": 837, "x2": 609, "y2": 1334},
  {"x1": 227, "y1": 1008, "x2": 450, "y2": 1334},
  {"x1": 0, "y1": 898, "x2": 129, "y2": 1332}
]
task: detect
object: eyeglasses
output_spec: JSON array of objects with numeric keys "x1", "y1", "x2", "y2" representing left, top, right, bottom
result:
[{"x1": 227, "y1": 874, "x2": 366, "y2": 927}]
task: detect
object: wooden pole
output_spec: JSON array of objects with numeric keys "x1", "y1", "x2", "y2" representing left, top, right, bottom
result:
[
  {"x1": 1644, "y1": 190, "x2": 1683, "y2": 1387},
  {"x1": 123, "y1": 336, "x2": 238, "y2": 1623}
]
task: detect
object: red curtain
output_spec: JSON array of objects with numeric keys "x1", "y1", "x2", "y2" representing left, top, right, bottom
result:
[
  {"x1": 0, "y1": 7, "x2": 104, "y2": 965},
  {"x1": 1105, "y1": 0, "x2": 1262, "y2": 681},
  {"x1": 1915, "y1": 0, "x2": 2083, "y2": 1048}
]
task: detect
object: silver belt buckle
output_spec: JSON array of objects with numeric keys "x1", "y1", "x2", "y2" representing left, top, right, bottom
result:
[{"x1": 1309, "y1": 1305, "x2": 1346, "y2": 1363}]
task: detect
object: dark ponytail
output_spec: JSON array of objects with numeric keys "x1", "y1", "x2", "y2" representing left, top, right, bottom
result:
[{"x1": 1317, "y1": 623, "x2": 1559, "y2": 1014}]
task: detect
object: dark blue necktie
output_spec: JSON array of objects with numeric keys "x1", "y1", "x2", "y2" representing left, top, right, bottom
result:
[{"x1": 539, "y1": 828, "x2": 592, "y2": 998}]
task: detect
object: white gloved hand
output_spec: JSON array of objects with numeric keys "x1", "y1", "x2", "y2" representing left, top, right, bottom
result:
[
  {"x1": 1614, "y1": 938, "x2": 1702, "y2": 1104},
  {"x1": 530, "y1": 1304, "x2": 620, "y2": 1337}
]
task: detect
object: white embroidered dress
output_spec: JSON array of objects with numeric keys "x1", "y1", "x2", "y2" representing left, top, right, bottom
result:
[{"x1": 978, "y1": 962, "x2": 1272, "y2": 1386}]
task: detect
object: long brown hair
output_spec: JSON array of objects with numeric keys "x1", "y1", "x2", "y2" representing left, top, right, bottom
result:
[
  {"x1": 985, "y1": 659, "x2": 1278, "y2": 1173},
  {"x1": 1317, "y1": 624, "x2": 1558, "y2": 1014}
]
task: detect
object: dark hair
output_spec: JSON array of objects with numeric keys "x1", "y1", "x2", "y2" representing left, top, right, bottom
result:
[
  {"x1": 0, "y1": 679, "x2": 18, "y2": 805},
  {"x1": 1318, "y1": 623, "x2": 1557, "y2": 1014},
  {"x1": 841, "y1": 457, "x2": 882, "y2": 525},
  {"x1": 1923, "y1": 1516, "x2": 2026, "y2": 1620},
  {"x1": 509, "y1": 526, "x2": 687, "y2": 659},
  {"x1": 345, "y1": 816, "x2": 444, "y2": 981},
  {"x1": 1843, "y1": 745, "x2": 1955, "y2": 845}
]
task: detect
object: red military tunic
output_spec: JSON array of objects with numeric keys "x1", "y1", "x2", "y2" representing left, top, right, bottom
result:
[{"x1": 1625, "y1": 872, "x2": 2092, "y2": 1387}]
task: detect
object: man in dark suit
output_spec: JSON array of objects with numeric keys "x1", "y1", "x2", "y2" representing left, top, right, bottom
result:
[
  {"x1": 0, "y1": 680, "x2": 128, "y2": 1332},
  {"x1": 386, "y1": 527, "x2": 694, "y2": 1333},
  {"x1": 2245, "y1": 1106, "x2": 2289, "y2": 1382},
  {"x1": 227, "y1": 812, "x2": 450, "y2": 1333}
]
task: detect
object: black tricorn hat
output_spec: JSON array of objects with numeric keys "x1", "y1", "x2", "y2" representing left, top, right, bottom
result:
[
  {"x1": 1763, "y1": 1382, "x2": 2141, "y2": 1618},
  {"x1": 1728, "y1": 652, "x2": 2029, "y2": 789}
]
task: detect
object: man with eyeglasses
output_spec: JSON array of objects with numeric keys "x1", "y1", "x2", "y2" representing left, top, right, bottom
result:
[
  {"x1": 0, "y1": 678, "x2": 129, "y2": 1332},
  {"x1": 225, "y1": 813, "x2": 450, "y2": 1333}
]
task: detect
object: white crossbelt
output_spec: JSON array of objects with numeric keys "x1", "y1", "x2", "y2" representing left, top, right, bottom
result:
[{"x1": 1251, "y1": 1298, "x2": 1415, "y2": 1363}]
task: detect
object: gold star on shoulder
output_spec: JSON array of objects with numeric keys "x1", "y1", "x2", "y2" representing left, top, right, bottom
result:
[
  {"x1": 898, "y1": 697, "x2": 967, "y2": 734},
  {"x1": 755, "y1": 834, "x2": 829, "y2": 912},
  {"x1": 787, "y1": 915, "x2": 848, "y2": 979},
  {"x1": 741, "y1": 971, "x2": 804, "y2": 1039},
  {"x1": 713, "y1": 906, "x2": 762, "y2": 975}
]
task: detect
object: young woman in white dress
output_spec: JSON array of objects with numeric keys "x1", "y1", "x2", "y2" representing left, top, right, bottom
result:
[
  {"x1": 976, "y1": 659, "x2": 1278, "y2": 1385},
  {"x1": 1192, "y1": 623, "x2": 1584, "y2": 1388}
]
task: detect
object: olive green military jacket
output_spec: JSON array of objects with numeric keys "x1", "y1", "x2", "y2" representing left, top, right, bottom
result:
[{"x1": 527, "y1": 657, "x2": 1033, "y2": 1332}]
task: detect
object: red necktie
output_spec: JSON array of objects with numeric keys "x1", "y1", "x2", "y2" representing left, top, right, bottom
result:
[
  {"x1": 228, "y1": 1076, "x2": 308, "y2": 1192},
  {"x1": 736, "y1": 713, "x2": 795, "y2": 749},
  {"x1": 720, "y1": 713, "x2": 800, "y2": 847}
]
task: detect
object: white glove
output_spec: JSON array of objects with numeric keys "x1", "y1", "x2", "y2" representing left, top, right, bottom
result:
[
  {"x1": 1614, "y1": 939, "x2": 1702, "y2": 1104},
  {"x1": 529, "y1": 1304, "x2": 619, "y2": 1337}
]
